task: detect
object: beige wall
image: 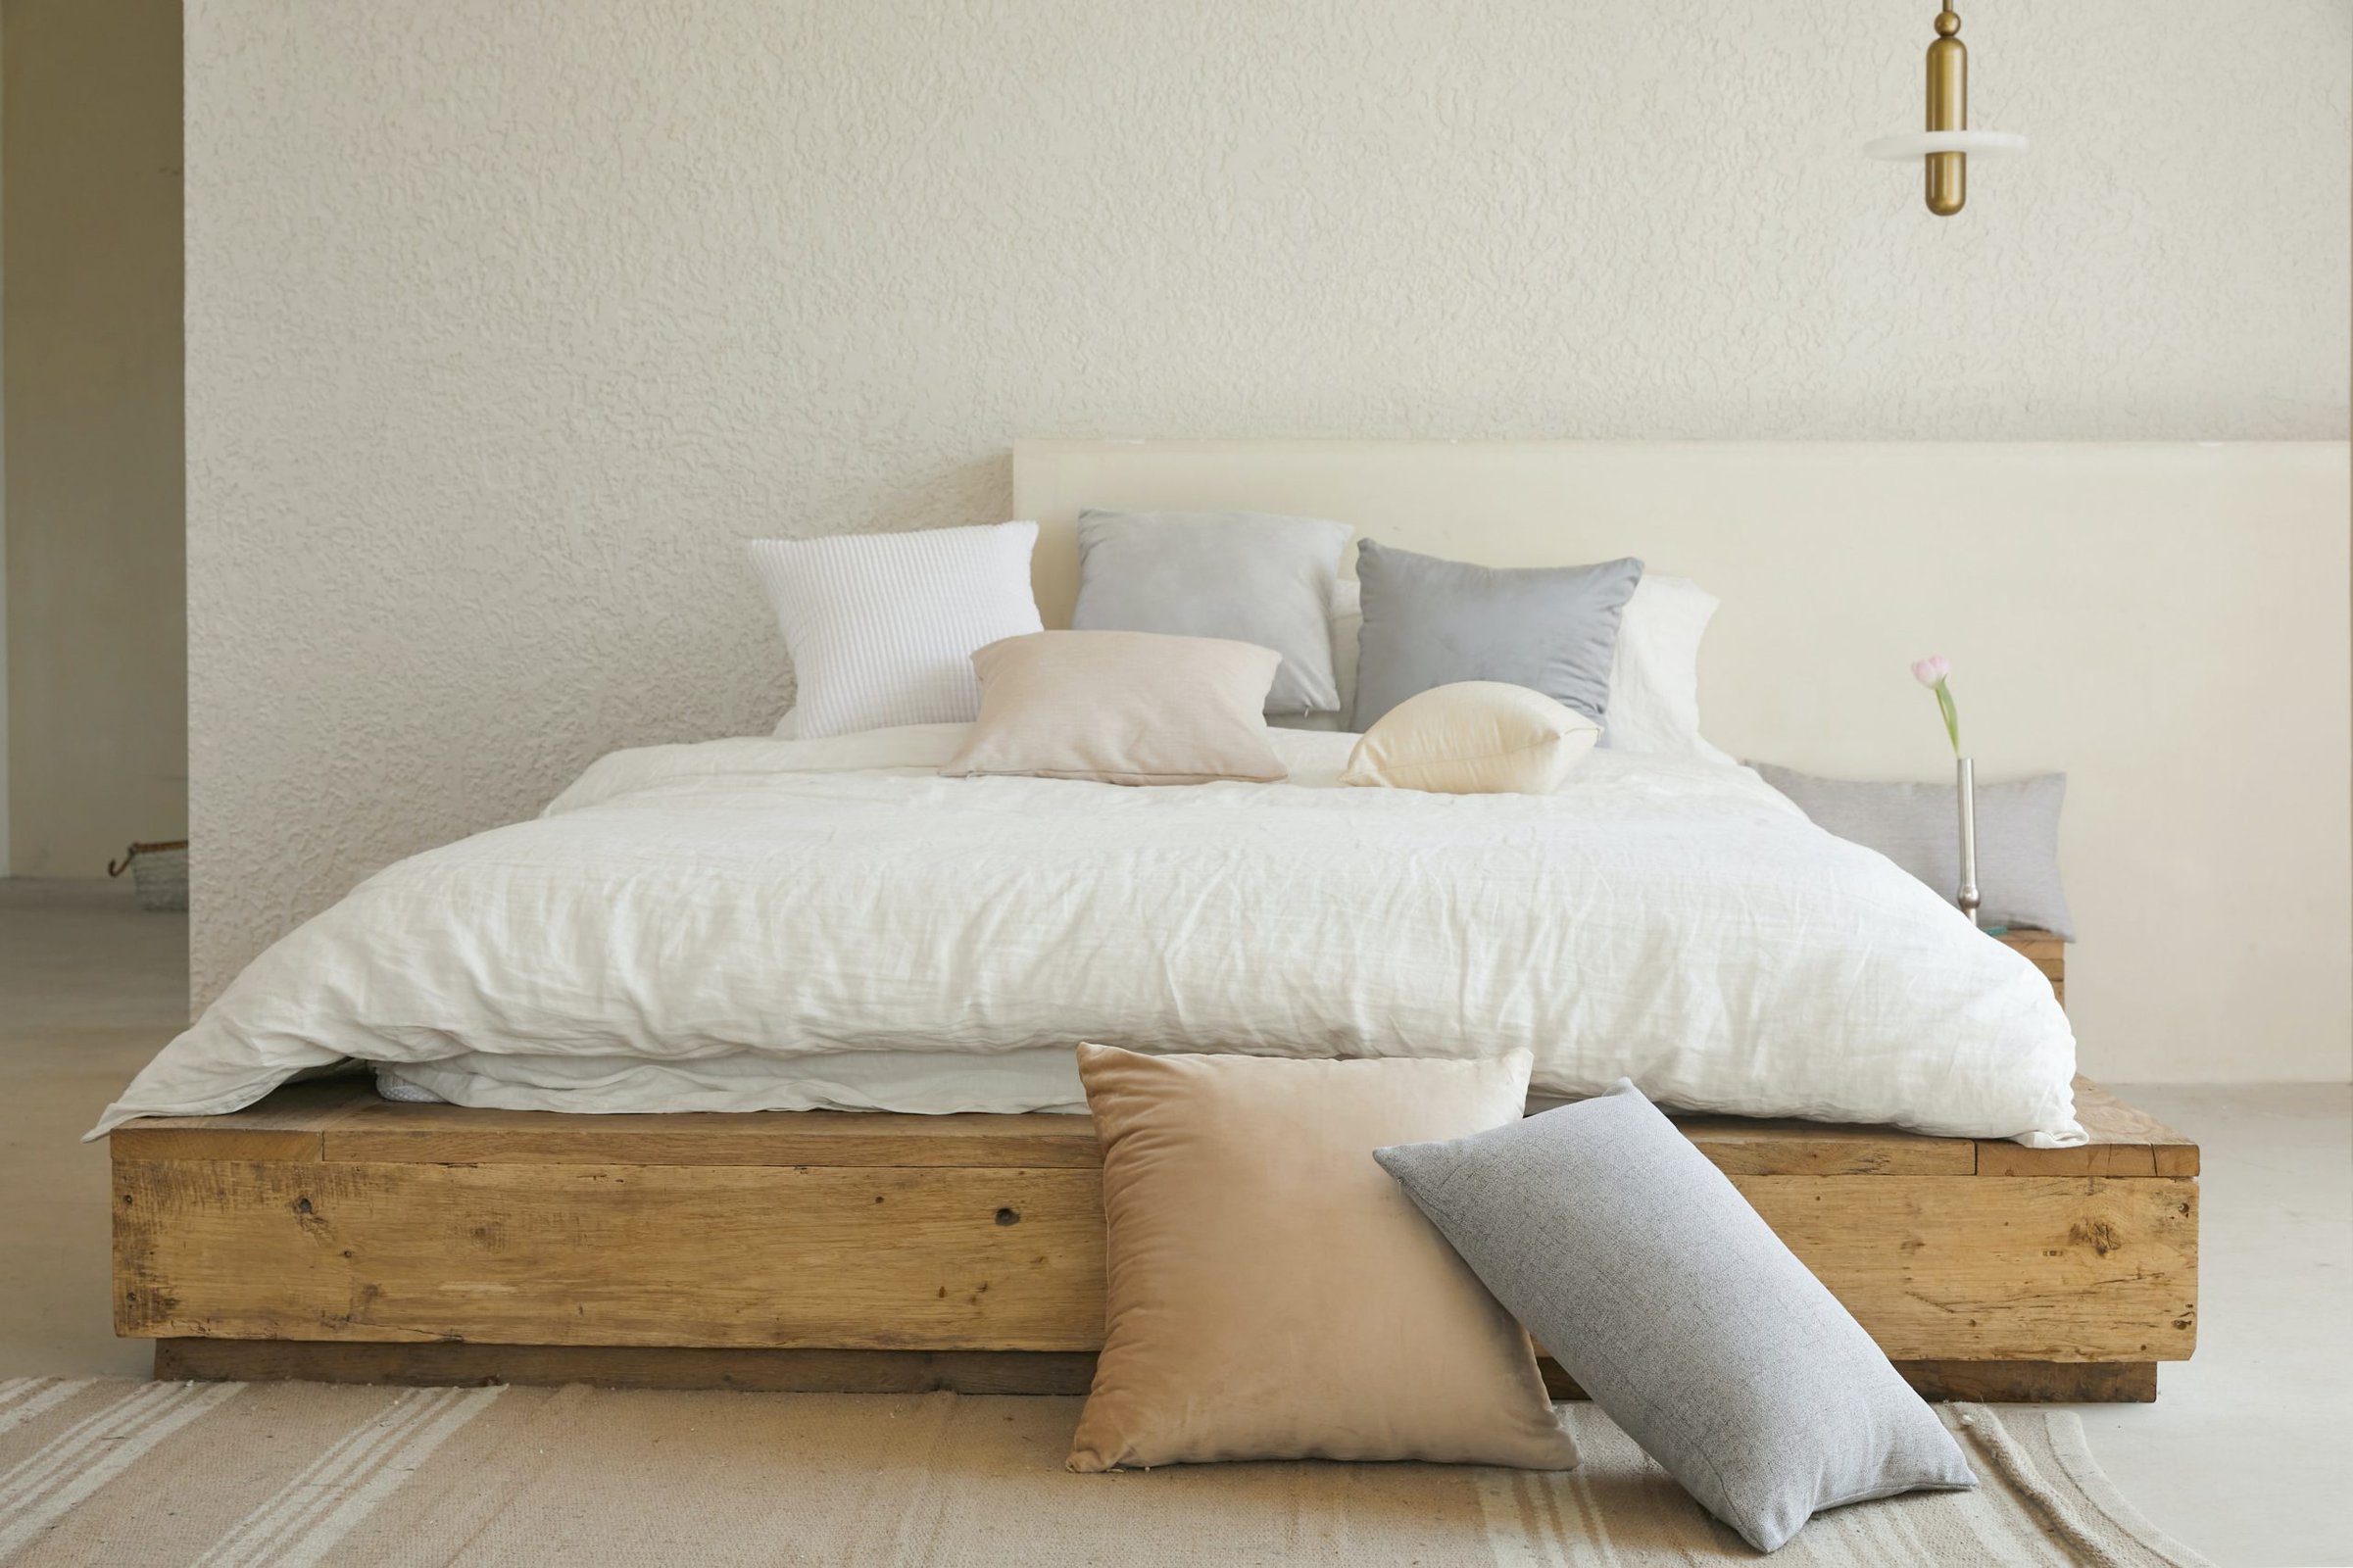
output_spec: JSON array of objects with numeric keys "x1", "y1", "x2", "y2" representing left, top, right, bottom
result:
[
  {"x1": 3, "y1": 0, "x2": 186, "y2": 877},
  {"x1": 1019, "y1": 440, "x2": 2353, "y2": 1087},
  {"x1": 185, "y1": 2, "x2": 2351, "y2": 1065}
]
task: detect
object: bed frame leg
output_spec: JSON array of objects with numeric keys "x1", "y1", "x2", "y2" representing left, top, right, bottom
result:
[
  {"x1": 150, "y1": 1341, "x2": 2159, "y2": 1404},
  {"x1": 1538, "y1": 1356, "x2": 2153, "y2": 1403}
]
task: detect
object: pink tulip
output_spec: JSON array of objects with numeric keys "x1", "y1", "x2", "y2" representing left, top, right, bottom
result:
[{"x1": 1912, "y1": 657, "x2": 1961, "y2": 755}]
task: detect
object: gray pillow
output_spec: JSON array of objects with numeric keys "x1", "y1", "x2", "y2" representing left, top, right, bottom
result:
[
  {"x1": 1267, "y1": 578, "x2": 1361, "y2": 733},
  {"x1": 1752, "y1": 763, "x2": 2073, "y2": 939},
  {"x1": 1352, "y1": 542, "x2": 1642, "y2": 731},
  {"x1": 1374, "y1": 1080, "x2": 1976, "y2": 1554},
  {"x1": 1072, "y1": 510, "x2": 1349, "y2": 716}
]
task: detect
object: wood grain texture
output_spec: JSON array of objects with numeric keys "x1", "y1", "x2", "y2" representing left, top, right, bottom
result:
[
  {"x1": 107, "y1": 1078, "x2": 376, "y2": 1162},
  {"x1": 117, "y1": 1159, "x2": 1109, "y2": 1350},
  {"x1": 1729, "y1": 1174, "x2": 2197, "y2": 1361},
  {"x1": 152, "y1": 1339, "x2": 2159, "y2": 1404},
  {"x1": 126, "y1": 1089, "x2": 1993, "y2": 1179},
  {"x1": 1980, "y1": 1079, "x2": 2201, "y2": 1178},
  {"x1": 112, "y1": 1075, "x2": 2194, "y2": 1181},
  {"x1": 1995, "y1": 929, "x2": 2067, "y2": 983},
  {"x1": 116, "y1": 1158, "x2": 2194, "y2": 1363},
  {"x1": 152, "y1": 1340, "x2": 1104, "y2": 1396},
  {"x1": 1888, "y1": 1359, "x2": 2156, "y2": 1404},
  {"x1": 1541, "y1": 1356, "x2": 2154, "y2": 1405},
  {"x1": 323, "y1": 1103, "x2": 1105, "y2": 1170},
  {"x1": 1663, "y1": 1117, "x2": 1974, "y2": 1176},
  {"x1": 111, "y1": 1073, "x2": 2198, "y2": 1382}
]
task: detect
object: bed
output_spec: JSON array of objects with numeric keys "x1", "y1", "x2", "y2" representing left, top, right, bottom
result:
[
  {"x1": 93, "y1": 722, "x2": 2081, "y2": 1145},
  {"x1": 105, "y1": 439, "x2": 2245, "y2": 1400}
]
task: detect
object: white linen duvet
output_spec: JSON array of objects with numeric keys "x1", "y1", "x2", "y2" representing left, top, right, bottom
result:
[{"x1": 92, "y1": 726, "x2": 2083, "y2": 1146}]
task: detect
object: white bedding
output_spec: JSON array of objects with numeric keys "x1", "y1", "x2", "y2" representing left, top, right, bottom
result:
[{"x1": 93, "y1": 725, "x2": 2083, "y2": 1145}]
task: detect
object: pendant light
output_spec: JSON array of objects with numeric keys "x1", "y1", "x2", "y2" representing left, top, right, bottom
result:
[{"x1": 1863, "y1": 2, "x2": 2027, "y2": 216}]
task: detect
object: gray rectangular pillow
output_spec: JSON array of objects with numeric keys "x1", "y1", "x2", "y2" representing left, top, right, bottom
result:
[
  {"x1": 1752, "y1": 763, "x2": 2074, "y2": 939},
  {"x1": 1375, "y1": 1080, "x2": 1975, "y2": 1554},
  {"x1": 1071, "y1": 510, "x2": 1349, "y2": 715},
  {"x1": 1352, "y1": 542, "x2": 1642, "y2": 731}
]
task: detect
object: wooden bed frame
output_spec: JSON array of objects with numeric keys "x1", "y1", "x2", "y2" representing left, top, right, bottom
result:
[{"x1": 112, "y1": 934, "x2": 2195, "y2": 1404}]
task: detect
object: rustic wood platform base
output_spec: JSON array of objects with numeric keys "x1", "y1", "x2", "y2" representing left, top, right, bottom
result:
[
  {"x1": 151, "y1": 1340, "x2": 2158, "y2": 1405},
  {"x1": 115, "y1": 1064, "x2": 2193, "y2": 1404}
]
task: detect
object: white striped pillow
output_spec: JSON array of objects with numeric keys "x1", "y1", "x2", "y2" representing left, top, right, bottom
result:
[{"x1": 747, "y1": 522, "x2": 1044, "y2": 740}]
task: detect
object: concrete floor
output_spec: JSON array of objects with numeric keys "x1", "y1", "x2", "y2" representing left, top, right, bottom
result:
[
  {"x1": 1, "y1": 877, "x2": 2347, "y2": 1566},
  {"x1": 2, "y1": 879, "x2": 191, "y2": 1380}
]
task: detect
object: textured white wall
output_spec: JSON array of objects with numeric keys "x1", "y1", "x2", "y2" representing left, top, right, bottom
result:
[{"x1": 187, "y1": 1, "x2": 2352, "y2": 1035}]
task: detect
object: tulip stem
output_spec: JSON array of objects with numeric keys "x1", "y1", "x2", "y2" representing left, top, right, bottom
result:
[{"x1": 1934, "y1": 679, "x2": 1961, "y2": 757}]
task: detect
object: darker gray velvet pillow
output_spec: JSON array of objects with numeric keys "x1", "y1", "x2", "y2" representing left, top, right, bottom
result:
[
  {"x1": 1753, "y1": 763, "x2": 2074, "y2": 940},
  {"x1": 1351, "y1": 542, "x2": 1642, "y2": 731},
  {"x1": 1375, "y1": 1080, "x2": 1975, "y2": 1555},
  {"x1": 1071, "y1": 510, "x2": 1349, "y2": 716}
]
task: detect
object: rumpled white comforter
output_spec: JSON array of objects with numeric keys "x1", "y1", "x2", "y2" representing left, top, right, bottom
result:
[{"x1": 92, "y1": 725, "x2": 2083, "y2": 1145}]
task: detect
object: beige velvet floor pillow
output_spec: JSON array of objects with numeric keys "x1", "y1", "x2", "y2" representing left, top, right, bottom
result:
[{"x1": 1067, "y1": 1046, "x2": 1577, "y2": 1472}]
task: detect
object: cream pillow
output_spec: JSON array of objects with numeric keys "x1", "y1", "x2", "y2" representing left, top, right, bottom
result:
[
  {"x1": 942, "y1": 630, "x2": 1286, "y2": 786},
  {"x1": 1342, "y1": 680, "x2": 1599, "y2": 794},
  {"x1": 1067, "y1": 1045, "x2": 1577, "y2": 1472}
]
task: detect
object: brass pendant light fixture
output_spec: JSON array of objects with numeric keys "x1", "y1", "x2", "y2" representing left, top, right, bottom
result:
[{"x1": 1863, "y1": 2, "x2": 2027, "y2": 216}]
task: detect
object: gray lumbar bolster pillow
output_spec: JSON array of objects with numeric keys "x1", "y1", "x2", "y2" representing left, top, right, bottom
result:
[
  {"x1": 1351, "y1": 542, "x2": 1642, "y2": 732},
  {"x1": 1752, "y1": 763, "x2": 2074, "y2": 939},
  {"x1": 1071, "y1": 509, "x2": 1349, "y2": 716},
  {"x1": 1374, "y1": 1080, "x2": 1975, "y2": 1554}
]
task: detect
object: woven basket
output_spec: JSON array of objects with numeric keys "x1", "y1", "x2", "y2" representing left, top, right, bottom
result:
[{"x1": 108, "y1": 841, "x2": 189, "y2": 912}]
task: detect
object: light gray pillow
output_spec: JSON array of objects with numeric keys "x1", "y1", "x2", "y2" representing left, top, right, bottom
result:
[
  {"x1": 1072, "y1": 510, "x2": 1349, "y2": 716},
  {"x1": 1752, "y1": 763, "x2": 2073, "y2": 939},
  {"x1": 1375, "y1": 1080, "x2": 1975, "y2": 1554},
  {"x1": 1352, "y1": 542, "x2": 1642, "y2": 731},
  {"x1": 1268, "y1": 577, "x2": 1360, "y2": 733}
]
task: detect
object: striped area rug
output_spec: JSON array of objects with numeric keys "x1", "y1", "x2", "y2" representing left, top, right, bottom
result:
[{"x1": 0, "y1": 1379, "x2": 2208, "y2": 1566}]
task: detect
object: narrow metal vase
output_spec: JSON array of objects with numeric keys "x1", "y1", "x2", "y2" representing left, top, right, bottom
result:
[{"x1": 1955, "y1": 757, "x2": 1981, "y2": 927}]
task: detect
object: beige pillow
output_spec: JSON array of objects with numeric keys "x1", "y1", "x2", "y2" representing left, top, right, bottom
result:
[
  {"x1": 944, "y1": 630, "x2": 1286, "y2": 786},
  {"x1": 1067, "y1": 1046, "x2": 1577, "y2": 1472},
  {"x1": 1342, "y1": 680, "x2": 1599, "y2": 795}
]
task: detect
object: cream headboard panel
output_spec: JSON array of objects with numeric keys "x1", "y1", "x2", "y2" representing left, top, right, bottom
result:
[{"x1": 1014, "y1": 439, "x2": 2352, "y2": 1085}]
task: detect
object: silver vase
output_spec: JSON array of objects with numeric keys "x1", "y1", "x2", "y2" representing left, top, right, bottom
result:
[{"x1": 1955, "y1": 757, "x2": 1981, "y2": 927}]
